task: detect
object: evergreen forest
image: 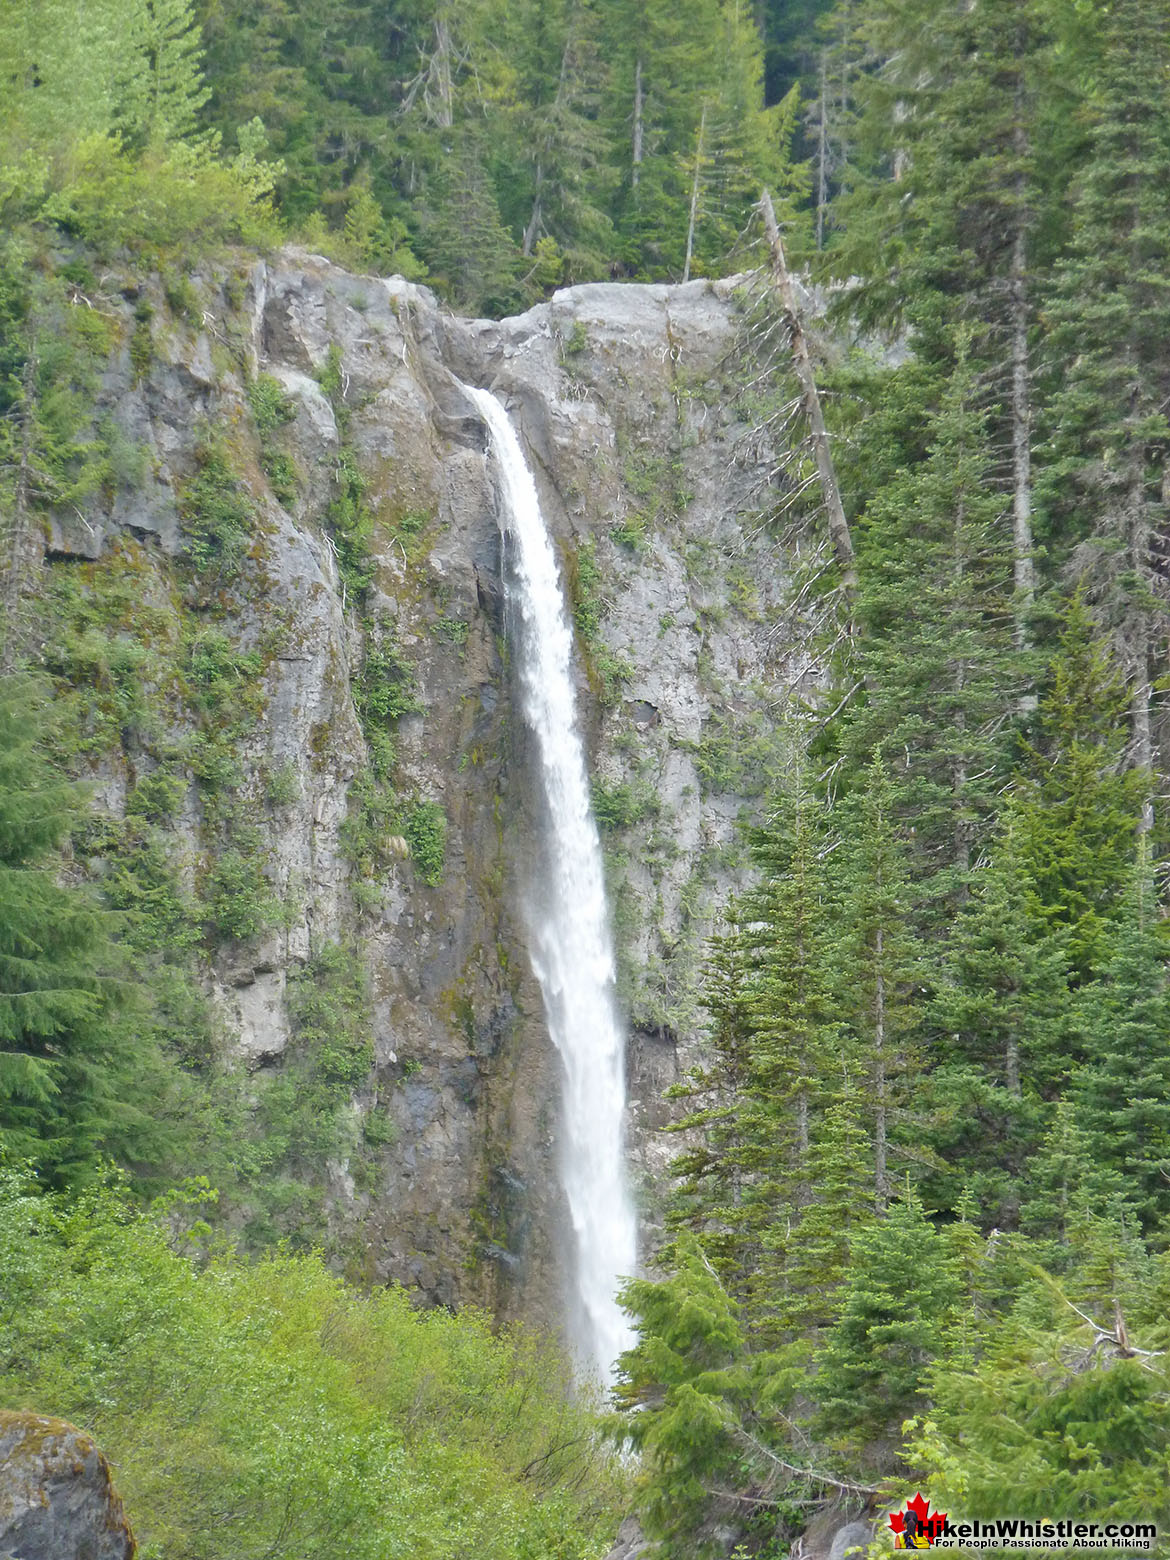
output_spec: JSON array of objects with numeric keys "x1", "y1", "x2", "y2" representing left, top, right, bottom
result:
[{"x1": 2, "y1": 0, "x2": 1170, "y2": 1555}]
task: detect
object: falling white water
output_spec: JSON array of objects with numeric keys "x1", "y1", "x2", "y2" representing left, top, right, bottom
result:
[{"x1": 465, "y1": 384, "x2": 637, "y2": 1384}]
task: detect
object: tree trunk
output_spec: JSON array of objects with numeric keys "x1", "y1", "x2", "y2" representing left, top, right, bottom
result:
[
  {"x1": 434, "y1": 16, "x2": 454, "y2": 128},
  {"x1": 522, "y1": 171, "x2": 543, "y2": 257},
  {"x1": 1009, "y1": 100, "x2": 1036, "y2": 712},
  {"x1": 631, "y1": 57, "x2": 644, "y2": 188},
  {"x1": 1005, "y1": 1032, "x2": 1020, "y2": 1097},
  {"x1": 1130, "y1": 473, "x2": 1155, "y2": 836},
  {"x1": 815, "y1": 53, "x2": 828, "y2": 253},
  {"x1": 682, "y1": 105, "x2": 706, "y2": 283},
  {"x1": 1, "y1": 352, "x2": 36, "y2": 676},
  {"x1": 873, "y1": 926, "x2": 888, "y2": 1208},
  {"x1": 759, "y1": 188, "x2": 857, "y2": 605}
]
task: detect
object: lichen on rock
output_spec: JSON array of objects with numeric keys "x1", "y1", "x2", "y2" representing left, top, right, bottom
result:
[{"x1": 0, "y1": 1409, "x2": 136, "y2": 1560}]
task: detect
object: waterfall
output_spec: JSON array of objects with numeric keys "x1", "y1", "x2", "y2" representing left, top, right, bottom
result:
[{"x1": 464, "y1": 384, "x2": 637, "y2": 1384}]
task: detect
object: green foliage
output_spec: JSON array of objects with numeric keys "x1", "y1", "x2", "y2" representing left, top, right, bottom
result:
[
  {"x1": 0, "y1": 1169, "x2": 630, "y2": 1560},
  {"x1": 570, "y1": 536, "x2": 604, "y2": 642},
  {"x1": 248, "y1": 372, "x2": 295, "y2": 435},
  {"x1": 357, "y1": 627, "x2": 424, "y2": 731},
  {"x1": 178, "y1": 440, "x2": 255, "y2": 578},
  {"x1": 404, "y1": 801, "x2": 447, "y2": 887},
  {"x1": 324, "y1": 447, "x2": 375, "y2": 601},
  {"x1": 617, "y1": 1234, "x2": 751, "y2": 1553},
  {"x1": 203, "y1": 840, "x2": 284, "y2": 943},
  {"x1": 592, "y1": 779, "x2": 659, "y2": 832},
  {"x1": 0, "y1": 679, "x2": 190, "y2": 1186},
  {"x1": 815, "y1": 1186, "x2": 961, "y2": 1461}
]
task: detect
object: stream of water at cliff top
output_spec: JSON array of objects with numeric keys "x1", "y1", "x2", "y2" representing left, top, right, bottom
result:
[{"x1": 463, "y1": 383, "x2": 637, "y2": 1385}]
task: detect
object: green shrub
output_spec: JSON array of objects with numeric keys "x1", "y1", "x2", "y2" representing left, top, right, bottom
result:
[
  {"x1": 187, "y1": 629, "x2": 264, "y2": 714},
  {"x1": 179, "y1": 443, "x2": 255, "y2": 577},
  {"x1": 0, "y1": 1170, "x2": 629, "y2": 1560},
  {"x1": 264, "y1": 449, "x2": 298, "y2": 505},
  {"x1": 286, "y1": 942, "x2": 373, "y2": 1090},
  {"x1": 264, "y1": 759, "x2": 300, "y2": 806},
  {"x1": 248, "y1": 373, "x2": 296, "y2": 435},
  {"x1": 41, "y1": 133, "x2": 280, "y2": 256},
  {"x1": 592, "y1": 779, "x2": 660, "y2": 832},
  {"x1": 204, "y1": 842, "x2": 283, "y2": 942},
  {"x1": 357, "y1": 632, "x2": 423, "y2": 729},
  {"x1": 325, "y1": 447, "x2": 375, "y2": 601},
  {"x1": 404, "y1": 800, "x2": 447, "y2": 886},
  {"x1": 126, "y1": 769, "x2": 187, "y2": 824},
  {"x1": 571, "y1": 537, "x2": 603, "y2": 642}
]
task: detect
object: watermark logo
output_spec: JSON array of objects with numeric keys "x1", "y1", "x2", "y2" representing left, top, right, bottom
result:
[
  {"x1": 885, "y1": 1497, "x2": 1157, "y2": 1552},
  {"x1": 890, "y1": 1493, "x2": 946, "y2": 1548}
]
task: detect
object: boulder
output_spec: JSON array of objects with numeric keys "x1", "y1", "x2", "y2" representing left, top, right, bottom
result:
[
  {"x1": 0, "y1": 1409, "x2": 135, "y2": 1560},
  {"x1": 604, "y1": 1515, "x2": 651, "y2": 1560}
]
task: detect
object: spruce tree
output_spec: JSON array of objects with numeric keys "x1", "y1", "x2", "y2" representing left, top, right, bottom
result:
[
  {"x1": 1004, "y1": 598, "x2": 1147, "y2": 982},
  {"x1": 926, "y1": 836, "x2": 1072, "y2": 1223},
  {"x1": 832, "y1": 755, "x2": 917, "y2": 1206},
  {"x1": 1039, "y1": 0, "x2": 1170, "y2": 822},
  {"x1": 841, "y1": 343, "x2": 1020, "y2": 920},
  {"x1": 1066, "y1": 857, "x2": 1170, "y2": 1234},
  {"x1": 815, "y1": 1186, "x2": 960, "y2": 1463},
  {"x1": 0, "y1": 679, "x2": 135, "y2": 1181},
  {"x1": 617, "y1": 1233, "x2": 749, "y2": 1552}
]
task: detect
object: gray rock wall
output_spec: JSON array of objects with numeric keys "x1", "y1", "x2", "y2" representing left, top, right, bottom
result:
[{"x1": 31, "y1": 250, "x2": 813, "y2": 1333}]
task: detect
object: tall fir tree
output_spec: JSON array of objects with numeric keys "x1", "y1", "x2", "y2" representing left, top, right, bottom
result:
[
  {"x1": 1039, "y1": 0, "x2": 1170, "y2": 825},
  {"x1": 840, "y1": 342, "x2": 1021, "y2": 921},
  {"x1": 815, "y1": 1185, "x2": 960, "y2": 1464}
]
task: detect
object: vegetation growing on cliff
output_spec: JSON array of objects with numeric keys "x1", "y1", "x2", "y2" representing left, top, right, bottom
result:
[{"x1": 4, "y1": 0, "x2": 1170, "y2": 1553}]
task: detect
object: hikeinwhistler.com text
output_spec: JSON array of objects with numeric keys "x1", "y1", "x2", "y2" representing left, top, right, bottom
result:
[{"x1": 927, "y1": 1518, "x2": 1156, "y2": 1551}]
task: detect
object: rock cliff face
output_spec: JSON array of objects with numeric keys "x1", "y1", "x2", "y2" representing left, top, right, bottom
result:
[{"x1": 27, "y1": 250, "x2": 812, "y2": 1333}]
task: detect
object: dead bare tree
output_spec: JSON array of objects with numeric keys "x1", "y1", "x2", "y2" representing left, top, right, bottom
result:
[{"x1": 758, "y1": 189, "x2": 857, "y2": 611}]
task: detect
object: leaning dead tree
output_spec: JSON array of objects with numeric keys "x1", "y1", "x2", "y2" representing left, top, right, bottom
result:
[
  {"x1": 715, "y1": 191, "x2": 857, "y2": 710},
  {"x1": 757, "y1": 188, "x2": 856, "y2": 610}
]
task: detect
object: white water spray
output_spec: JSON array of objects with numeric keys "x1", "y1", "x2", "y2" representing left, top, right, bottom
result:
[{"x1": 465, "y1": 384, "x2": 637, "y2": 1384}]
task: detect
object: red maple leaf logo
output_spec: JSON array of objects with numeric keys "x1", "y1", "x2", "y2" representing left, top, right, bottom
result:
[{"x1": 888, "y1": 1493, "x2": 948, "y2": 1546}]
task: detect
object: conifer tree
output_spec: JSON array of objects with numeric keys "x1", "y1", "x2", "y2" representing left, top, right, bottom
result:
[
  {"x1": 121, "y1": 0, "x2": 212, "y2": 145},
  {"x1": 926, "y1": 837, "x2": 1072, "y2": 1223},
  {"x1": 833, "y1": 756, "x2": 917, "y2": 1206},
  {"x1": 736, "y1": 785, "x2": 845, "y2": 1341},
  {"x1": 1039, "y1": 0, "x2": 1170, "y2": 822},
  {"x1": 1004, "y1": 598, "x2": 1147, "y2": 982},
  {"x1": 841, "y1": 344, "x2": 1020, "y2": 919},
  {"x1": 0, "y1": 680, "x2": 137, "y2": 1181},
  {"x1": 616, "y1": 1233, "x2": 749, "y2": 1551},
  {"x1": 1065, "y1": 856, "x2": 1170, "y2": 1234},
  {"x1": 815, "y1": 1186, "x2": 960, "y2": 1462}
]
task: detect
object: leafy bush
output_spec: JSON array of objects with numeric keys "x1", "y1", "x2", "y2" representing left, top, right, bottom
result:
[
  {"x1": 179, "y1": 443, "x2": 255, "y2": 578},
  {"x1": 570, "y1": 537, "x2": 604, "y2": 642},
  {"x1": 41, "y1": 134, "x2": 280, "y2": 256},
  {"x1": 286, "y1": 942, "x2": 373, "y2": 1091},
  {"x1": 592, "y1": 779, "x2": 660, "y2": 832},
  {"x1": 404, "y1": 800, "x2": 447, "y2": 886},
  {"x1": 187, "y1": 629, "x2": 264, "y2": 715},
  {"x1": 0, "y1": 1170, "x2": 628, "y2": 1560},
  {"x1": 357, "y1": 632, "x2": 423, "y2": 728},
  {"x1": 204, "y1": 841, "x2": 283, "y2": 943},
  {"x1": 247, "y1": 373, "x2": 296, "y2": 435},
  {"x1": 325, "y1": 447, "x2": 375, "y2": 601}
]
